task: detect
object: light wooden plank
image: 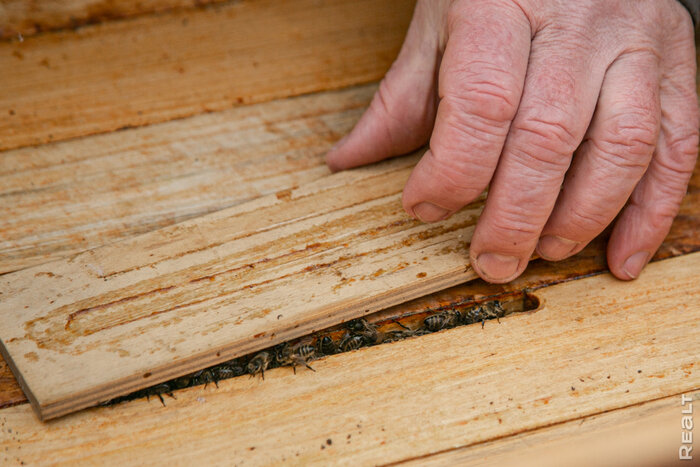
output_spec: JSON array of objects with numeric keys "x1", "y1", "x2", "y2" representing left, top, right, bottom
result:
[
  {"x1": 0, "y1": 0, "x2": 414, "y2": 151},
  {"x1": 0, "y1": 253, "x2": 697, "y2": 464},
  {"x1": 0, "y1": 0, "x2": 227, "y2": 39},
  {"x1": 0, "y1": 84, "x2": 373, "y2": 274},
  {"x1": 0, "y1": 150, "x2": 485, "y2": 420},
  {"x1": 405, "y1": 393, "x2": 697, "y2": 467},
  {"x1": 0, "y1": 130, "x2": 697, "y2": 416}
]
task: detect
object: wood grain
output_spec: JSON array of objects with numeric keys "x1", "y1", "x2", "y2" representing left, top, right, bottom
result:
[
  {"x1": 0, "y1": 0, "x2": 414, "y2": 151},
  {"x1": 0, "y1": 84, "x2": 373, "y2": 274},
  {"x1": 0, "y1": 135, "x2": 697, "y2": 412},
  {"x1": 0, "y1": 0, "x2": 228, "y2": 39},
  {"x1": 405, "y1": 393, "x2": 697, "y2": 467},
  {"x1": 0, "y1": 253, "x2": 697, "y2": 464},
  {"x1": 0, "y1": 151, "x2": 487, "y2": 420}
]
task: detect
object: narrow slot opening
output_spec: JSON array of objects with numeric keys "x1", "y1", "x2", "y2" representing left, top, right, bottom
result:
[{"x1": 105, "y1": 289, "x2": 541, "y2": 406}]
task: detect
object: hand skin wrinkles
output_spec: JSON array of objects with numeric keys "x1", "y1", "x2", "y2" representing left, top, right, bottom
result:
[{"x1": 325, "y1": 0, "x2": 699, "y2": 283}]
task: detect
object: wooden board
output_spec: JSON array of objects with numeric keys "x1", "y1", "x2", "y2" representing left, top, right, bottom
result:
[
  {"x1": 0, "y1": 0, "x2": 414, "y2": 151},
  {"x1": 0, "y1": 0, "x2": 228, "y2": 39},
  {"x1": 407, "y1": 394, "x2": 696, "y2": 467},
  {"x1": 0, "y1": 84, "x2": 373, "y2": 274},
  {"x1": 0, "y1": 253, "x2": 697, "y2": 465},
  {"x1": 0, "y1": 151, "x2": 487, "y2": 420}
]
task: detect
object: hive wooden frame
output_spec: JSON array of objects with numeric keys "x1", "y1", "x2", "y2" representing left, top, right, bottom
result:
[
  {"x1": 0, "y1": 253, "x2": 697, "y2": 464},
  {"x1": 0, "y1": 150, "x2": 486, "y2": 420}
]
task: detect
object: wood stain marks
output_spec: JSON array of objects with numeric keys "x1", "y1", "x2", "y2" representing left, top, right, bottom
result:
[
  {"x1": 63, "y1": 286, "x2": 177, "y2": 331},
  {"x1": 275, "y1": 188, "x2": 294, "y2": 201},
  {"x1": 23, "y1": 352, "x2": 38, "y2": 362},
  {"x1": 0, "y1": 153, "x2": 490, "y2": 418},
  {"x1": 33, "y1": 272, "x2": 56, "y2": 278}
]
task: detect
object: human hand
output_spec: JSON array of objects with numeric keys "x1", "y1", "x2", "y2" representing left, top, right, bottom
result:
[{"x1": 325, "y1": 0, "x2": 699, "y2": 283}]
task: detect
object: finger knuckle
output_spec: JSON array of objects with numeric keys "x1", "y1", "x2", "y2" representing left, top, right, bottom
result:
[
  {"x1": 432, "y1": 97, "x2": 511, "y2": 158},
  {"x1": 648, "y1": 159, "x2": 693, "y2": 202},
  {"x1": 566, "y1": 203, "x2": 611, "y2": 233},
  {"x1": 642, "y1": 200, "x2": 679, "y2": 232},
  {"x1": 423, "y1": 149, "x2": 490, "y2": 201},
  {"x1": 443, "y1": 77, "x2": 520, "y2": 125},
  {"x1": 598, "y1": 111, "x2": 659, "y2": 161},
  {"x1": 513, "y1": 114, "x2": 580, "y2": 156},
  {"x1": 486, "y1": 205, "x2": 543, "y2": 244},
  {"x1": 507, "y1": 143, "x2": 571, "y2": 181},
  {"x1": 665, "y1": 127, "x2": 700, "y2": 163}
]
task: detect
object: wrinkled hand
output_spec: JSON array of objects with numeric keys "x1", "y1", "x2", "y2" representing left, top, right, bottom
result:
[{"x1": 326, "y1": 0, "x2": 699, "y2": 283}]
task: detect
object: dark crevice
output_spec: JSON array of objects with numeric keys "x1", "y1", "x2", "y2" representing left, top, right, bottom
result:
[{"x1": 103, "y1": 289, "x2": 540, "y2": 406}]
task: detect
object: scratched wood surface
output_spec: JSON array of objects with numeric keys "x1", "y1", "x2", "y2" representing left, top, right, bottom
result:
[
  {"x1": 0, "y1": 151, "x2": 490, "y2": 420},
  {"x1": 0, "y1": 0, "x2": 228, "y2": 39},
  {"x1": 0, "y1": 84, "x2": 374, "y2": 274},
  {"x1": 0, "y1": 146, "x2": 698, "y2": 412},
  {"x1": 0, "y1": 86, "x2": 699, "y2": 419},
  {"x1": 0, "y1": 0, "x2": 414, "y2": 151},
  {"x1": 0, "y1": 253, "x2": 697, "y2": 465}
]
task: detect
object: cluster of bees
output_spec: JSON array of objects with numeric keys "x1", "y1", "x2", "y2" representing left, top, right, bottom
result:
[{"x1": 107, "y1": 300, "x2": 507, "y2": 406}]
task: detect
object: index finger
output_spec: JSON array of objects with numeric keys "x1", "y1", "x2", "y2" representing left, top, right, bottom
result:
[{"x1": 401, "y1": 0, "x2": 531, "y2": 222}]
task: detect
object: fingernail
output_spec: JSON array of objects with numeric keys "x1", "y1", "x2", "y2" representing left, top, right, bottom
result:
[
  {"x1": 474, "y1": 253, "x2": 520, "y2": 282},
  {"x1": 622, "y1": 251, "x2": 650, "y2": 279},
  {"x1": 413, "y1": 202, "x2": 451, "y2": 223},
  {"x1": 537, "y1": 235, "x2": 580, "y2": 260},
  {"x1": 328, "y1": 134, "x2": 349, "y2": 153}
]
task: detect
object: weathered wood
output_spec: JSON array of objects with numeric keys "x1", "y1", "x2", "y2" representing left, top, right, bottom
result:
[
  {"x1": 405, "y1": 394, "x2": 696, "y2": 467},
  {"x1": 0, "y1": 84, "x2": 373, "y2": 274},
  {"x1": 0, "y1": 151, "x2": 487, "y2": 420},
  {"x1": 0, "y1": 0, "x2": 414, "y2": 151},
  {"x1": 0, "y1": 0, "x2": 228, "y2": 39},
  {"x1": 0, "y1": 147, "x2": 697, "y2": 412},
  {"x1": 0, "y1": 253, "x2": 697, "y2": 464}
]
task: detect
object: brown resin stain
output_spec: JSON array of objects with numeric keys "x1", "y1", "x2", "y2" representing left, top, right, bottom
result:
[
  {"x1": 275, "y1": 188, "x2": 294, "y2": 201},
  {"x1": 34, "y1": 271, "x2": 56, "y2": 278},
  {"x1": 681, "y1": 363, "x2": 695, "y2": 376}
]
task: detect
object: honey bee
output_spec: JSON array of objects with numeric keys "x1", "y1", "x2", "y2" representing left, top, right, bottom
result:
[
  {"x1": 247, "y1": 351, "x2": 272, "y2": 379},
  {"x1": 423, "y1": 308, "x2": 462, "y2": 332},
  {"x1": 318, "y1": 335, "x2": 337, "y2": 355},
  {"x1": 145, "y1": 383, "x2": 176, "y2": 406},
  {"x1": 339, "y1": 332, "x2": 365, "y2": 352},
  {"x1": 347, "y1": 318, "x2": 383, "y2": 344},
  {"x1": 275, "y1": 342, "x2": 316, "y2": 373},
  {"x1": 191, "y1": 369, "x2": 218, "y2": 388},
  {"x1": 213, "y1": 364, "x2": 245, "y2": 381},
  {"x1": 464, "y1": 301, "x2": 506, "y2": 327}
]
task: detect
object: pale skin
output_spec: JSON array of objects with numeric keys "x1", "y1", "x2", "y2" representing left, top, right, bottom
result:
[{"x1": 325, "y1": 0, "x2": 699, "y2": 283}]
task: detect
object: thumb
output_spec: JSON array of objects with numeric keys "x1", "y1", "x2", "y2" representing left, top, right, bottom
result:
[{"x1": 325, "y1": 0, "x2": 446, "y2": 171}]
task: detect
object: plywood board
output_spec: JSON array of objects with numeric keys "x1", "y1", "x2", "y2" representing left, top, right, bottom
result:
[
  {"x1": 0, "y1": 0, "x2": 414, "y2": 150},
  {"x1": 0, "y1": 84, "x2": 373, "y2": 274},
  {"x1": 0, "y1": 253, "x2": 697, "y2": 464},
  {"x1": 0, "y1": 151, "x2": 485, "y2": 420}
]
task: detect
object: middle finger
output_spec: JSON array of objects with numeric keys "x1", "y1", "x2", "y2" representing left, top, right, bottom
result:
[{"x1": 469, "y1": 31, "x2": 607, "y2": 283}]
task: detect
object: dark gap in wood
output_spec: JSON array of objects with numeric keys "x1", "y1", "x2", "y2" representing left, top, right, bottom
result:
[{"x1": 101, "y1": 289, "x2": 540, "y2": 407}]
